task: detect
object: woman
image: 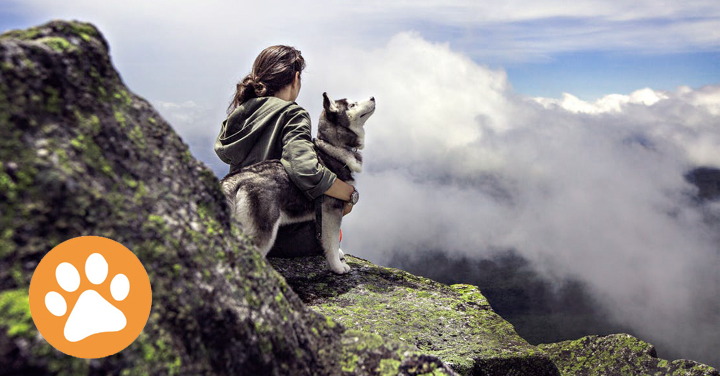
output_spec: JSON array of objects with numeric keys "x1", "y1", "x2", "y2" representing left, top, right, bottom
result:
[{"x1": 214, "y1": 45, "x2": 355, "y2": 256}]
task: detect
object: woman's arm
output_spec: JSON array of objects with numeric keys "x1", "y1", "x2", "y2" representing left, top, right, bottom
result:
[
  {"x1": 280, "y1": 107, "x2": 337, "y2": 199},
  {"x1": 280, "y1": 105, "x2": 356, "y2": 216},
  {"x1": 325, "y1": 179, "x2": 355, "y2": 216},
  {"x1": 324, "y1": 178, "x2": 354, "y2": 201}
]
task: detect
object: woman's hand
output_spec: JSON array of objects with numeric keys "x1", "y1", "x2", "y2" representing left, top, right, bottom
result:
[
  {"x1": 326, "y1": 179, "x2": 355, "y2": 216},
  {"x1": 325, "y1": 179, "x2": 355, "y2": 202}
]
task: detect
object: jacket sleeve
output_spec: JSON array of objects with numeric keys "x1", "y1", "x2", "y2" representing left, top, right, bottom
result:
[{"x1": 280, "y1": 107, "x2": 337, "y2": 200}]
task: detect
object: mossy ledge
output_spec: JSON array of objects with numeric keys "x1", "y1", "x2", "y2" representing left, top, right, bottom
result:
[
  {"x1": 539, "y1": 334, "x2": 720, "y2": 376},
  {"x1": 270, "y1": 255, "x2": 559, "y2": 376}
]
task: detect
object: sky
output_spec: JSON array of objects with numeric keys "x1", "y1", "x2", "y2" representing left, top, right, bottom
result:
[{"x1": 2, "y1": 0, "x2": 720, "y2": 367}]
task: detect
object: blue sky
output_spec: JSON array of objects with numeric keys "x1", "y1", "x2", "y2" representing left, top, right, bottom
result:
[
  {"x1": 506, "y1": 50, "x2": 720, "y2": 99},
  {"x1": 1, "y1": 1, "x2": 718, "y2": 103}
]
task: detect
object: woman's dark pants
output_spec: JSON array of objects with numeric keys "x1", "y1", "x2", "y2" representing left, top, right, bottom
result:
[{"x1": 266, "y1": 220, "x2": 324, "y2": 258}]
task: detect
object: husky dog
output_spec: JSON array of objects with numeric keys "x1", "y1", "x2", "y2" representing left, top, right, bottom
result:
[{"x1": 220, "y1": 93, "x2": 375, "y2": 274}]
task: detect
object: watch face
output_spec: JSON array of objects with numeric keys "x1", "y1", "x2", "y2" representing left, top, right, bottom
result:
[{"x1": 350, "y1": 190, "x2": 359, "y2": 205}]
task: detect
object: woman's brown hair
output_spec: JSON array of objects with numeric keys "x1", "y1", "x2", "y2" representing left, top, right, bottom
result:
[{"x1": 227, "y1": 45, "x2": 306, "y2": 115}]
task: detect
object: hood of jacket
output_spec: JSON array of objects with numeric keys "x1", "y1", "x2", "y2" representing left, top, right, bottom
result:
[{"x1": 214, "y1": 96, "x2": 297, "y2": 166}]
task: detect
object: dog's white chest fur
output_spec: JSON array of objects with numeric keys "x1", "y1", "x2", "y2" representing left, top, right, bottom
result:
[{"x1": 316, "y1": 139, "x2": 362, "y2": 173}]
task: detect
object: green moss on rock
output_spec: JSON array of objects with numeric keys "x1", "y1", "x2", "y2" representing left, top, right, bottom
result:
[
  {"x1": 340, "y1": 329, "x2": 457, "y2": 376},
  {"x1": 0, "y1": 288, "x2": 32, "y2": 338},
  {"x1": 539, "y1": 334, "x2": 719, "y2": 376},
  {"x1": 270, "y1": 255, "x2": 559, "y2": 375},
  {"x1": 36, "y1": 36, "x2": 73, "y2": 52},
  {"x1": 67, "y1": 22, "x2": 99, "y2": 38},
  {"x1": 0, "y1": 27, "x2": 41, "y2": 40},
  {"x1": 114, "y1": 89, "x2": 133, "y2": 106}
]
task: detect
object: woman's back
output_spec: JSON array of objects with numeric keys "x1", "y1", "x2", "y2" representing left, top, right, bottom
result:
[{"x1": 216, "y1": 96, "x2": 307, "y2": 174}]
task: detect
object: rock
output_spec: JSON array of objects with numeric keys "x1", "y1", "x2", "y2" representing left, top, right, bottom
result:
[
  {"x1": 538, "y1": 334, "x2": 720, "y2": 376},
  {"x1": 0, "y1": 20, "x2": 454, "y2": 375},
  {"x1": 686, "y1": 167, "x2": 720, "y2": 202},
  {"x1": 270, "y1": 255, "x2": 560, "y2": 375}
]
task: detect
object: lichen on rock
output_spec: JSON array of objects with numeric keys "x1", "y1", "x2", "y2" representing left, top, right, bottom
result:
[
  {"x1": 539, "y1": 334, "x2": 719, "y2": 376},
  {"x1": 270, "y1": 255, "x2": 560, "y2": 375}
]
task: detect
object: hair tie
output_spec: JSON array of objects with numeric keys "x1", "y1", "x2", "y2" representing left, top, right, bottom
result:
[{"x1": 253, "y1": 82, "x2": 267, "y2": 96}]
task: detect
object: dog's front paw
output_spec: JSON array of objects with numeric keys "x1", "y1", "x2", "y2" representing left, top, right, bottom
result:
[
  {"x1": 338, "y1": 248, "x2": 346, "y2": 262},
  {"x1": 328, "y1": 259, "x2": 351, "y2": 274}
]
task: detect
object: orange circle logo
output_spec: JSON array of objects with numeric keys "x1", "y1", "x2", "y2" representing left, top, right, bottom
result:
[{"x1": 29, "y1": 236, "x2": 152, "y2": 358}]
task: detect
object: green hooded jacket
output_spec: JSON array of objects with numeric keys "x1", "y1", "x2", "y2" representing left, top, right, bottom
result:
[{"x1": 214, "y1": 96, "x2": 337, "y2": 200}]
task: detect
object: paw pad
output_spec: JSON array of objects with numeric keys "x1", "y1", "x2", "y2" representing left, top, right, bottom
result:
[{"x1": 29, "y1": 236, "x2": 152, "y2": 358}]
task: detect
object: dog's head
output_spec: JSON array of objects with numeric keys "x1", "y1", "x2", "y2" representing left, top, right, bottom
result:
[{"x1": 318, "y1": 92, "x2": 375, "y2": 150}]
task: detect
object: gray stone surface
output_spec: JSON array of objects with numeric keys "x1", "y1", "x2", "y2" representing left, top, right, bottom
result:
[
  {"x1": 539, "y1": 334, "x2": 719, "y2": 376},
  {"x1": 270, "y1": 255, "x2": 560, "y2": 376}
]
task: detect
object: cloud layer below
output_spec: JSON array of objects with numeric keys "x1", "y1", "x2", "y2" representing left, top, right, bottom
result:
[{"x1": 297, "y1": 33, "x2": 719, "y2": 365}]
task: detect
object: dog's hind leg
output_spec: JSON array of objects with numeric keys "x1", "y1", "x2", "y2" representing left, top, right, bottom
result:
[
  {"x1": 234, "y1": 190, "x2": 281, "y2": 257},
  {"x1": 255, "y1": 220, "x2": 281, "y2": 257},
  {"x1": 321, "y1": 204, "x2": 350, "y2": 274}
]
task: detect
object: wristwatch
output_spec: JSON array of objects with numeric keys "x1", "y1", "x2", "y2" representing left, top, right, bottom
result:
[{"x1": 349, "y1": 188, "x2": 359, "y2": 205}]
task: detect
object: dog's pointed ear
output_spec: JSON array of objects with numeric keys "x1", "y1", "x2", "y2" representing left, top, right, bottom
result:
[{"x1": 323, "y1": 92, "x2": 338, "y2": 113}]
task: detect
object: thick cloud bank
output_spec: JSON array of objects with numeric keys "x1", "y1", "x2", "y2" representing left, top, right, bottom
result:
[{"x1": 309, "y1": 33, "x2": 719, "y2": 365}]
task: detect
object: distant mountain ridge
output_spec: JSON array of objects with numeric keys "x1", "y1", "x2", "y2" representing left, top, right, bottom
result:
[{"x1": 0, "y1": 20, "x2": 717, "y2": 375}]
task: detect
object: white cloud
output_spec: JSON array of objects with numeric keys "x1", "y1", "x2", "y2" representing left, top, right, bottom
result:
[
  {"x1": 533, "y1": 88, "x2": 669, "y2": 114},
  {"x1": 151, "y1": 99, "x2": 230, "y2": 176},
  {"x1": 681, "y1": 85, "x2": 720, "y2": 116},
  {"x1": 304, "y1": 32, "x2": 514, "y2": 175},
  {"x1": 155, "y1": 100, "x2": 203, "y2": 132},
  {"x1": 316, "y1": 34, "x2": 720, "y2": 364}
]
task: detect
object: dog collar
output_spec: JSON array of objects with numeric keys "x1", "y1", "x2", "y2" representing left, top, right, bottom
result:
[{"x1": 315, "y1": 138, "x2": 359, "y2": 153}]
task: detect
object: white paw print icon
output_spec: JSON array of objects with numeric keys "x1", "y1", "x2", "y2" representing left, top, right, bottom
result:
[
  {"x1": 30, "y1": 236, "x2": 151, "y2": 358},
  {"x1": 44, "y1": 253, "x2": 130, "y2": 342}
]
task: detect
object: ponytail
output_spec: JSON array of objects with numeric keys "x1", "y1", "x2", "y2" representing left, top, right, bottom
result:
[{"x1": 227, "y1": 45, "x2": 306, "y2": 115}]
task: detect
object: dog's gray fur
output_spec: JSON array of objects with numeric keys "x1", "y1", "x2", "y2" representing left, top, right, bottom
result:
[{"x1": 220, "y1": 92, "x2": 375, "y2": 274}]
